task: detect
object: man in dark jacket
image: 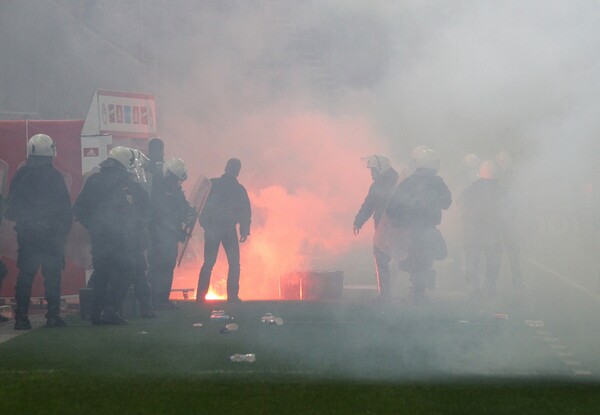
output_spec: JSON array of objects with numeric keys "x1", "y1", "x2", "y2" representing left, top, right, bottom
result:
[
  {"x1": 73, "y1": 146, "x2": 150, "y2": 325},
  {"x1": 147, "y1": 157, "x2": 195, "y2": 310},
  {"x1": 196, "y1": 158, "x2": 251, "y2": 303},
  {"x1": 353, "y1": 154, "x2": 401, "y2": 302},
  {"x1": 387, "y1": 147, "x2": 452, "y2": 303},
  {"x1": 459, "y1": 160, "x2": 507, "y2": 298},
  {"x1": 5, "y1": 134, "x2": 72, "y2": 329},
  {"x1": 0, "y1": 196, "x2": 7, "y2": 323}
]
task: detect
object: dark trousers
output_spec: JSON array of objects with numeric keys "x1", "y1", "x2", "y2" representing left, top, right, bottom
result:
[
  {"x1": 398, "y1": 227, "x2": 444, "y2": 297},
  {"x1": 15, "y1": 231, "x2": 63, "y2": 319},
  {"x1": 503, "y1": 227, "x2": 523, "y2": 286},
  {"x1": 91, "y1": 252, "x2": 134, "y2": 320},
  {"x1": 147, "y1": 239, "x2": 178, "y2": 306},
  {"x1": 132, "y1": 251, "x2": 153, "y2": 311},
  {"x1": 197, "y1": 227, "x2": 240, "y2": 300},
  {"x1": 464, "y1": 243, "x2": 502, "y2": 296}
]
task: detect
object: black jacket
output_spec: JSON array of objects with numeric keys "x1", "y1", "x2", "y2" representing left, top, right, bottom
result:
[
  {"x1": 458, "y1": 178, "x2": 507, "y2": 248},
  {"x1": 199, "y1": 173, "x2": 251, "y2": 237},
  {"x1": 354, "y1": 167, "x2": 400, "y2": 230},
  {"x1": 149, "y1": 175, "x2": 193, "y2": 243},
  {"x1": 73, "y1": 159, "x2": 149, "y2": 253},
  {"x1": 5, "y1": 157, "x2": 72, "y2": 240},
  {"x1": 387, "y1": 168, "x2": 452, "y2": 229}
]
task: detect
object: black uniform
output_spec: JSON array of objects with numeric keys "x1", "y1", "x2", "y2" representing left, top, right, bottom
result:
[
  {"x1": 459, "y1": 178, "x2": 508, "y2": 297},
  {"x1": 147, "y1": 173, "x2": 193, "y2": 309},
  {"x1": 197, "y1": 172, "x2": 251, "y2": 302},
  {"x1": 131, "y1": 217, "x2": 154, "y2": 317},
  {"x1": 73, "y1": 158, "x2": 149, "y2": 324},
  {"x1": 0, "y1": 197, "x2": 9, "y2": 322},
  {"x1": 498, "y1": 169, "x2": 523, "y2": 288},
  {"x1": 5, "y1": 156, "x2": 72, "y2": 328},
  {"x1": 353, "y1": 167, "x2": 400, "y2": 301},
  {"x1": 387, "y1": 168, "x2": 451, "y2": 301}
]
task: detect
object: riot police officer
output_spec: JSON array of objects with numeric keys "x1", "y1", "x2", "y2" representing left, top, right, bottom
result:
[
  {"x1": 73, "y1": 146, "x2": 150, "y2": 325},
  {"x1": 387, "y1": 147, "x2": 452, "y2": 303},
  {"x1": 147, "y1": 157, "x2": 194, "y2": 310},
  {"x1": 5, "y1": 134, "x2": 72, "y2": 329},
  {"x1": 353, "y1": 154, "x2": 401, "y2": 302}
]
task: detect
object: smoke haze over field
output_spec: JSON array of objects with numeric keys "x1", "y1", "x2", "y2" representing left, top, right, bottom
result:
[{"x1": 1, "y1": 1, "x2": 600, "y2": 378}]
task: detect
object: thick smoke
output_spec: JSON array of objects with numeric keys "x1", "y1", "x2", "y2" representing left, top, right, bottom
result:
[{"x1": 2, "y1": 0, "x2": 600, "y2": 378}]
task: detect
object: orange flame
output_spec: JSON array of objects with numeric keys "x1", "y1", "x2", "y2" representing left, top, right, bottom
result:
[{"x1": 171, "y1": 110, "x2": 384, "y2": 301}]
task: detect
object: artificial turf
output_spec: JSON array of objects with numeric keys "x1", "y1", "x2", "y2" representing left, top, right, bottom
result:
[{"x1": 0, "y1": 300, "x2": 599, "y2": 414}]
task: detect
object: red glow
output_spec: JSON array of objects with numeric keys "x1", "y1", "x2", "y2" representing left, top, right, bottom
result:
[
  {"x1": 171, "y1": 110, "x2": 387, "y2": 300},
  {"x1": 204, "y1": 286, "x2": 226, "y2": 301}
]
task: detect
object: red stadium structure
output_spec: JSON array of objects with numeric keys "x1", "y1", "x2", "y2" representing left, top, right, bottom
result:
[{"x1": 0, "y1": 90, "x2": 157, "y2": 299}]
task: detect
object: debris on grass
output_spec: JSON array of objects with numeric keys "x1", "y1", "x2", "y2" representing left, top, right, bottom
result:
[
  {"x1": 225, "y1": 323, "x2": 239, "y2": 331},
  {"x1": 261, "y1": 313, "x2": 283, "y2": 325},
  {"x1": 211, "y1": 310, "x2": 233, "y2": 321},
  {"x1": 229, "y1": 353, "x2": 256, "y2": 363}
]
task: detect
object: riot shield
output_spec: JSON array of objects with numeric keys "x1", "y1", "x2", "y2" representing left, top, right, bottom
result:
[
  {"x1": 176, "y1": 175, "x2": 211, "y2": 267},
  {"x1": 373, "y1": 212, "x2": 409, "y2": 262}
]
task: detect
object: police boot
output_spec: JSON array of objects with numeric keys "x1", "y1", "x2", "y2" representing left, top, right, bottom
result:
[
  {"x1": 46, "y1": 297, "x2": 67, "y2": 328},
  {"x1": 99, "y1": 306, "x2": 128, "y2": 325},
  {"x1": 137, "y1": 284, "x2": 157, "y2": 318},
  {"x1": 14, "y1": 315, "x2": 32, "y2": 330},
  {"x1": 14, "y1": 296, "x2": 32, "y2": 330},
  {"x1": 140, "y1": 301, "x2": 157, "y2": 318},
  {"x1": 410, "y1": 273, "x2": 429, "y2": 305}
]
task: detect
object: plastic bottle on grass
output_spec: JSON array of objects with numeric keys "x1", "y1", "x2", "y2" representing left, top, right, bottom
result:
[
  {"x1": 225, "y1": 323, "x2": 239, "y2": 331},
  {"x1": 211, "y1": 310, "x2": 232, "y2": 321},
  {"x1": 261, "y1": 313, "x2": 275, "y2": 323},
  {"x1": 229, "y1": 354, "x2": 256, "y2": 363}
]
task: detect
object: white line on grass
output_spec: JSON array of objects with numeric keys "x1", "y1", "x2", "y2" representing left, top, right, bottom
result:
[{"x1": 524, "y1": 255, "x2": 600, "y2": 304}]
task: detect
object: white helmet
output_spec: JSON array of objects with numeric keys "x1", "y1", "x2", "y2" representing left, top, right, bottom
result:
[
  {"x1": 361, "y1": 154, "x2": 391, "y2": 175},
  {"x1": 479, "y1": 160, "x2": 500, "y2": 180},
  {"x1": 410, "y1": 145, "x2": 431, "y2": 162},
  {"x1": 461, "y1": 153, "x2": 481, "y2": 170},
  {"x1": 108, "y1": 146, "x2": 136, "y2": 171},
  {"x1": 163, "y1": 157, "x2": 188, "y2": 181},
  {"x1": 27, "y1": 134, "x2": 56, "y2": 157},
  {"x1": 495, "y1": 150, "x2": 512, "y2": 172},
  {"x1": 412, "y1": 146, "x2": 440, "y2": 171}
]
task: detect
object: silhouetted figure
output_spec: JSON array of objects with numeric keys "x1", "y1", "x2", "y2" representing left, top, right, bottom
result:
[
  {"x1": 459, "y1": 161, "x2": 507, "y2": 298},
  {"x1": 0, "y1": 194, "x2": 7, "y2": 322},
  {"x1": 5, "y1": 134, "x2": 72, "y2": 329},
  {"x1": 495, "y1": 150, "x2": 523, "y2": 289},
  {"x1": 74, "y1": 147, "x2": 150, "y2": 325},
  {"x1": 353, "y1": 154, "x2": 400, "y2": 302},
  {"x1": 147, "y1": 158, "x2": 194, "y2": 310},
  {"x1": 129, "y1": 149, "x2": 157, "y2": 318},
  {"x1": 146, "y1": 137, "x2": 164, "y2": 196},
  {"x1": 196, "y1": 158, "x2": 251, "y2": 303},
  {"x1": 387, "y1": 147, "x2": 451, "y2": 303}
]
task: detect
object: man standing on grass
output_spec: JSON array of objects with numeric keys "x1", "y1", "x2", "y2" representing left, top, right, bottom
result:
[
  {"x1": 74, "y1": 147, "x2": 150, "y2": 325},
  {"x1": 386, "y1": 146, "x2": 452, "y2": 304},
  {"x1": 5, "y1": 134, "x2": 72, "y2": 329},
  {"x1": 459, "y1": 160, "x2": 507, "y2": 299},
  {"x1": 353, "y1": 154, "x2": 401, "y2": 303},
  {"x1": 0, "y1": 192, "x2": 7, "y2": 323},
  {"x1": 196, "y1": 158, "x2": 251, "y2": 303},
  {"x1": 147, "y1": 157, "x2": 195, "y2": 310}
]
